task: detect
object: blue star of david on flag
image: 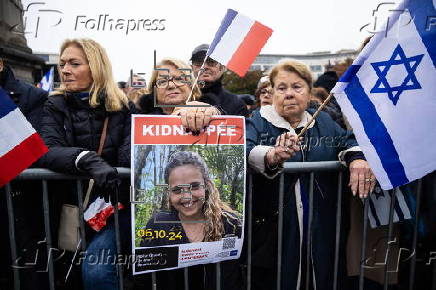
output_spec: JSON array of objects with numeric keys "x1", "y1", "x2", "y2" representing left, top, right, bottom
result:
[
  {"x1": 370, "y1": 44, "x2": 424, "y2": 105},
  {"x1": 332, "y1": 0, "x2": 436, "y2": 191}
]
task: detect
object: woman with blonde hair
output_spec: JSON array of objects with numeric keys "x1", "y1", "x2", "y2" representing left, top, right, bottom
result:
[
  {"x1": 39, "y1": 38, "x2": 132, "y2": 290},
  {"x1": 134, "y1": 58, "x2": 242, "y2": 290},
  {"x1": 137, "y1": 57, "x2": 221, "y2": 133},
  {"x1": 52, "y1": 38, "x2": 129, "y2": 111}
]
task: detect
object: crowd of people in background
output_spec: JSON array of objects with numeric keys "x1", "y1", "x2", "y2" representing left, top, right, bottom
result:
[{"x1": 0, "y1": 37, "x2": 435, "y2": 290}]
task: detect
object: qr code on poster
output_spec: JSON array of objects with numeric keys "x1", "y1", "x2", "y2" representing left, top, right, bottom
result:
[{"x1": 222, "y1": 237, "x2": 236, "y2": 250}]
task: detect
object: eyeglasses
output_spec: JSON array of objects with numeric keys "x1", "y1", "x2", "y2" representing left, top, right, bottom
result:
[
  {"x1": 155, "y1": 75, "x2": 191, "y2": 89},
  {"x1": 132, "y1": 81, "x2": 146, "y2": 87},
  {"x1": 170, "y1": 182, "x2": 205, "y2": 195},
  {"x1": 260, "y1": 88, "x2": 272, "y2": 95},
  {"x1": 192, "y1": 57, "x2": 220, "y2": 67}
]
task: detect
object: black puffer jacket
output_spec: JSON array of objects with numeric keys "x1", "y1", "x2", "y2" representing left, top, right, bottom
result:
[
  {"x1": 309, "y1": 100, "x2": 346, "y2": 130},
  {"x1": 137, "y1": 92, "x2": 165, "y2": 115},
  {"x1": 0, "y1": 65, "x2": 47, "y2": 131},
  {"x1": 137, "y1": 91, "x2": 224, "y2": 115},
  {"x1": 39, "y1": 92, "x2": 131, "y2": 174},
  {"x1": 200, "y1": 80, "x2": 249, "y2": 117}
]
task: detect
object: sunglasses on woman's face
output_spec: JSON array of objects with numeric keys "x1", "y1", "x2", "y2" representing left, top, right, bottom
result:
[
  {"x1": 260, "y1": 88, "x2": 272, "y2": 95},
  {"x1": 170, "y1": 182, "x2": 205, "y2": 195}
]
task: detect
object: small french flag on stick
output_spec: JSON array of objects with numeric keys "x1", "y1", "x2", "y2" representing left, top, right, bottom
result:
[
  {"x1": 84, "y1": 197, "x2": 124, "y2": 232},
  {"x1": 0, "y1": 88, "x2": 48, "y2": 187},
  {"x1": 207, "y1": 9, "x2": 273, "y2": 77}
]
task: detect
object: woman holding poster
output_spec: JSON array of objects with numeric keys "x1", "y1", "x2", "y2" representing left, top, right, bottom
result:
[
  {"x1": 132, "y1": 55, "x2": 245, "y2": 287},
  {"x1": 246, "y1": 59, "x2": 375, "y2": 290},
  {"x1": 137, "y1": 57, "x2": 222, "y2": 133},
  {"x1": 140, "y1": 151, "x2": 242, "y2": 247}
]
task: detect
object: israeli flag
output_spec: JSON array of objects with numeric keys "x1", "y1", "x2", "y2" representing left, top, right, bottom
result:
[
  {"x1": 333, "y1": 0, "x2": 436, "y2": 190},
  {"x1": 39, "y1": 67, "x2": 54, "y2": 92},
  {"x1": 367, "y1": 184, "x2": 412, "y2": 228}
]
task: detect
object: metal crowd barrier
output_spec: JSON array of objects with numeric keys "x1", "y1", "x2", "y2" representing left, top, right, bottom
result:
[
  {"x1": 4, "y1": 162, "x2": 430, "y2": 290},
  {"x1": 5, "y1": 168, "x2": 129, "y2": 290}
]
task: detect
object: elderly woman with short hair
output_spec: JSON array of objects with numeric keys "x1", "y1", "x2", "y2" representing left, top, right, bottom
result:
[{"x1": 246, "y1": 59, "x2": 375, "y2": 290}]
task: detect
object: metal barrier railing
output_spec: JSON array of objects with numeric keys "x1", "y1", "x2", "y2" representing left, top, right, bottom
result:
[
  {"x1": 247, "y1": 162, "x2": 427, "y2": 290},
  {"x1": 4, "y1": 162, "x2": 429, "y2": 290},
  {"x1": 6, "y1": 168, "x2": 130, "y2": 290},
  {"x1": 247, "y1": 161, "x2": 347, "y2": 290}
]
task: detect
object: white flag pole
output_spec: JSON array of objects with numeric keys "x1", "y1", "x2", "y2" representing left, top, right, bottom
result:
[
  {"x1": 297, "y1": 93, "x2": 334, "y2": 138},
  {"x1": 186, "y1": 57, "x2": 208, "y2": 103}
]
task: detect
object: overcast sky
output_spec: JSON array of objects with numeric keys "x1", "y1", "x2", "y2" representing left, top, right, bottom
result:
[{"x1": 22, "y1": 0, "x2": 401, "y2": 81}]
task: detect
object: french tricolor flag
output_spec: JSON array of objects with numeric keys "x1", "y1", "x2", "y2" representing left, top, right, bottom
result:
[
  {"x1": 207, "y1": 9, "x2": 273, "y2": 77},
  {"x1": 0, "y1": 88, "x2": 48, "y2": 187},
  {"x1": 84, "y1": 197, "x2": 124, "y2": 232}
]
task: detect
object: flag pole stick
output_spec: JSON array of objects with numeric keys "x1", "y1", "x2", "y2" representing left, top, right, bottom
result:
[
  {"x1": 186, "y1": 57, "x2": 208, "y2": 103},
  {"x1": 297, "y1": 92, "x2": 334, "y2": 138}
]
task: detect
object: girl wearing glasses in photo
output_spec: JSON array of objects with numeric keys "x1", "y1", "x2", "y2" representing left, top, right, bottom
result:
[
  {"x1": 140, "y1": 151, "x2": 241, "y2": 247},
  {"x1": 137, "y1": 58, "x2": 221, "y2": 134},
  {"x1": 135, "y1": 62, "x2": 244, "y2": 290}
]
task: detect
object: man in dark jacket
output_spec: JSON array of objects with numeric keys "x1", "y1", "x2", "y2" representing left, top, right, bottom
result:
[
  {"x1": 0, "y1": 58, "x2": 49, "y2": 289},
  {"x1": 190, "y1": 44, "x2": 249, "y2": 117},
  {"x1": 313, "y1": 71, "x2": 347, "y2": 128},
  {"x1": 0, "y1": 59, "x2": 48, "y2": 131}
]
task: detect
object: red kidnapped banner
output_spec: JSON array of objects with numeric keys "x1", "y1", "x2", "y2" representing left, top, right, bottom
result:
[{"x1": 133, "y1": 115, "x2": 244, "y2": 145}]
